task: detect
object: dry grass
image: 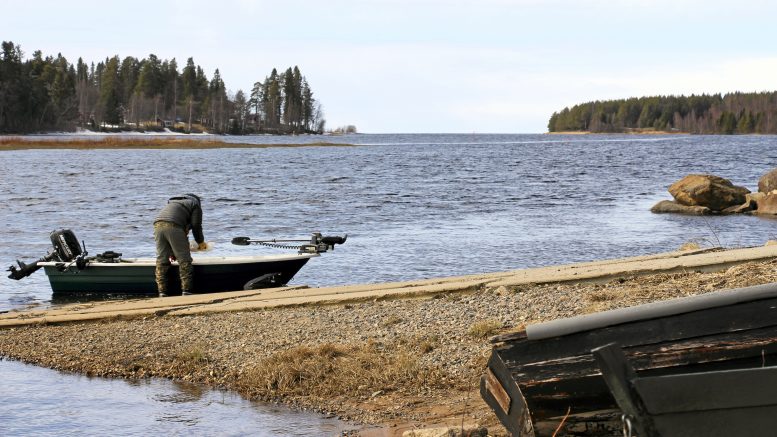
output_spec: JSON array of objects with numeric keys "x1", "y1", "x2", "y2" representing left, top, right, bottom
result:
[
  {"x1": 467, "y1": 319, "x2": 503, "y2": 338},
  {"x1": 172, "y1": 344, "x2": 210, "y2": 373},
  {"x1": 236, "y1": 341, "x2": 447, "y2": 400},
  {"x1": 0, "y1": 136, "x2": 354, "y2": 150}
]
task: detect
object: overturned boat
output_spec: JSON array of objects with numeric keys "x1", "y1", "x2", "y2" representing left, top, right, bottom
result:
[
  {"x1": 481, "y1": 282, "x2": 777, "y2": 436},
  {"x1": 8, "y1": 229, "x2": 346, "y2": 296}
]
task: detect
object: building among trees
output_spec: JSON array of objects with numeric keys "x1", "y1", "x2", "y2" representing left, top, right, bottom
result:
[{"x1": 0, "y1": 41, "x2": 326, "y2": 134}]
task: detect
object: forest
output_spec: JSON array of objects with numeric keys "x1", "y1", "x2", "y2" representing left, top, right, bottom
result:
[
  {"x1": 548, "y1": 92, "x2": 777, "y2": 134},
  {"x1": 0, "y1": 41, "x2": 325, "y2": 134}
]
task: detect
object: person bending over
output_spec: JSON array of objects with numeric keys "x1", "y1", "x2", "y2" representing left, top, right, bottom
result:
[{"x1": 153, "y1": 193, "x2": 206, "y2": 297}]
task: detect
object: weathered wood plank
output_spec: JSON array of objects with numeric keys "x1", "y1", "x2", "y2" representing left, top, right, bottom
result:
[
  {"x1": 592, "y1": 344, "x2": 658, "y2": 437},
  {"x1": 512, "y1": 328, "x2": 777, "y2": 384},
  {"x1": 508, "y1": 327, "x2": 777, "y2": 419},
  {"x1": 496, "y1": 296, "x2": 777, "y2": 365},
  {"x1": 652, "y1": 406, "x2": 777, "y2": 437},
  {"x1": 636, "y1": 366, "x2": 777, "y2": 413},
  {"x1": 480, "y1": 353, "x2": 535, "y2": 436}
]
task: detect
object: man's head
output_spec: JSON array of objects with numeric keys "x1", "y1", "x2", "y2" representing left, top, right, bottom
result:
[{"x1": 184, "y1": 193, "x2": 201, "y2": 204}]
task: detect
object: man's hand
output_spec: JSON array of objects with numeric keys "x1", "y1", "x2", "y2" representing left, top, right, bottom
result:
[{"x1": 198, "y1": 242, "x2": 208, "y2": 251}]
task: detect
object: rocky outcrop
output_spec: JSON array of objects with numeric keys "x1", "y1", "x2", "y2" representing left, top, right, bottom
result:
[
  {"x1": 652, "y1": 170, "x2": 777, "y2": 215},
  {"x1": 668, "y1": 174, "x2": 750, "y2": 211},
  {"x1": 758, "y1": 169, "x2": 777, "y2": 193},
  {"x1": 651, "y1": 200, "x2": 710, "y2": 215},
  {"x1": 754, "y1": 193, "x2": 777, "y2": 215}
]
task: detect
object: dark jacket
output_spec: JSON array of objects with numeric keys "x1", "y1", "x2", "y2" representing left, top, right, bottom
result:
[{"x1": 154, "y1": 194, "x2": 204, "y2": 243}]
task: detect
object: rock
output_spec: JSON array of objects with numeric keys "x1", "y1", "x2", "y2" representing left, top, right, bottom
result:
[
  {"x1": 758, "y1": 169, "x2": 777, "y2": 193},
  {"x1": 650, "y1": 200, "x2": 710, "y2": 215},
  {"x1": 493, "y1": 286, "x2": 511, "y2": 296},
  {"x1": 722, "y1": 196, "x2": 756, "y2": 214},
  {"x1": 668, "y1": 174, "x2": 750, "y2": 211},
  {"x1": 402, "y1": 426, "x2": 488, "y2": 437},
  {"x1": 678, "y1": 241, "x2": 701, "y2": 251},
  {"x1": 753, "y1": 193, "x2": 777, "y2": 215},
  {"x1": 749, "y1": 192, "x2": 767, "y2": 204}
]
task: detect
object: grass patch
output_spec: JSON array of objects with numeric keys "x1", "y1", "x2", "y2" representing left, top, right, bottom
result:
[
  {"x1": 467, "y1": 319, "x2": 502, "y2": 338},
  {"x1": 173, "y1": 344, "x2": 210, "y2": 372},
  {"x1": 587, "y1": 289, "x2": 621, "y2": 302},
  {"x1": 236, "y1": 342, "x2": 446, "y2": 400}
]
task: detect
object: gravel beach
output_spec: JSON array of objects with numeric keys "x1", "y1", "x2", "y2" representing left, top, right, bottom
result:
[{"x1": 2, "y1": 257, "x2": 777, "y2": 436}]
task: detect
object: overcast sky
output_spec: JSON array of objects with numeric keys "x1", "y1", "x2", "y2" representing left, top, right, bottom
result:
[{"x1": 4, "y1": 0, "x2": 777, "y2": 133}]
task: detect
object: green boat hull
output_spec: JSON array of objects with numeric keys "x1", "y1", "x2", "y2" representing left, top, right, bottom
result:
[{"x1": 41, "y1": 254, "x2": 315, "y2": 295}]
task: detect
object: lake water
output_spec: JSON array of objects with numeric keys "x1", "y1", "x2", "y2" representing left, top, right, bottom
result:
[{"x1": 2, "y1": 133, "x2": 777, "y2": 434}]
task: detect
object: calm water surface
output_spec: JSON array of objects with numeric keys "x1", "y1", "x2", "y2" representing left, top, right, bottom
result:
[
  {"x1": 2, "y1": 133, "x2": 777, "y2": 434},
  {"x1": 1, "y1": 359, "x2": 349, "y2": 436}
]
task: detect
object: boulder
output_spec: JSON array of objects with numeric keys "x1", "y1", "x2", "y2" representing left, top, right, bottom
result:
[
  {"x1": 758, "y1": 169, "x2": 777, "y2": 193},
  {"x1": 754, "y1": 193, "x2": 777, "y2": 215},
  {"x1": 650, "y1": 200, "x2": 710, "y2": 215},
  {"x1": 668, "y1": 174, "x2": 750, "y2": 211},
  {"x1": 722, "y1": 195, "x2": 756, "y2": 214}
]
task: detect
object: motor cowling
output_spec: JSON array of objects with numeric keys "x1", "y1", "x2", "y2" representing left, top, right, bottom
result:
[{"x1": 50, "y1": 229, "x2": 82, "y2": 262}]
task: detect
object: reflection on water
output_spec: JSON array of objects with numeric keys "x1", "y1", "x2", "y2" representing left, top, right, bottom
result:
[{"x1": 0, "y1": 359, "x2": 352, "y2": 436}]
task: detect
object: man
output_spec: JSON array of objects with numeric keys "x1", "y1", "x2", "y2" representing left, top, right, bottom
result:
[{"x1": 154, "y1": 193, "x2": 207, "y2": 297}]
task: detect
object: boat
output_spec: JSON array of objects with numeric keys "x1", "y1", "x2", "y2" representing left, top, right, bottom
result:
[
  {"x1": 8, "y1": 229, "x2": 346, "y2": 296},
  {"x1": 592, "y1": 342, "x2": 777, "y2": 437},
  {"x1": 480, "y1": 282, "x2": 777, "y2": 436}
]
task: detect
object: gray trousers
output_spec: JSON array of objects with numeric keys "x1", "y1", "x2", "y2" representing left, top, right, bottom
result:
[{"x1": 154, "y1": 222, "x2": 193, "y2": 293}]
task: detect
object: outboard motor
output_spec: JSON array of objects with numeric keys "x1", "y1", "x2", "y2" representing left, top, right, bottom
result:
[
  {"x1": 50, "y1": 229, "x2": 83, "y2": 262},
  {"x1": 7, "y1": 229, "x2": 86, "y2": 280}
]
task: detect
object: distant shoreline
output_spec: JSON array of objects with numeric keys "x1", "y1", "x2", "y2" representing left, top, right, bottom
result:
[
  {"x1": 0, "y1": 137, "x2": 355, "y2": 151},
  {"x1": 547, "y1": 129, "x2": 691, "y2": 135}
]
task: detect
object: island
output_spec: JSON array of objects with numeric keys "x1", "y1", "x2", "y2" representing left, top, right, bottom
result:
[{"x1": 548, "y1": 92, "x2": 777, "y2": 134}]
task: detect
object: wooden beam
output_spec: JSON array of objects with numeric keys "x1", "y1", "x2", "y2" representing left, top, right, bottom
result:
[{"x1": 592, "y1": 343, "x2": 659, "y2": 437}]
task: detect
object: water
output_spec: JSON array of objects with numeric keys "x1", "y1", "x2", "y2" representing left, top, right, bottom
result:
[
  {"x1": 3, "y1": 134, "x2": 777, "y2": 312},
  {"x1": 2, "y1": 133, "x2": 777, "y2": 434},
  {"x1": 0, "y1": 359, "x2": 349, "y2": 436}
]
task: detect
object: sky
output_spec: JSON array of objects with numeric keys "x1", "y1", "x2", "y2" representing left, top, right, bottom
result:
[{"x1": 4, "y1": 0, "x2": 777, "y2": 133}]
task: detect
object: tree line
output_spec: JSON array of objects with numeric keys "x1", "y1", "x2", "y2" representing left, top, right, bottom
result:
[
  {"x1": 548, "y1": 92, "x2": 777, "y2": 134},
  {"x1": 0, "y1": 41, "x2": 326, "y2": 134}
]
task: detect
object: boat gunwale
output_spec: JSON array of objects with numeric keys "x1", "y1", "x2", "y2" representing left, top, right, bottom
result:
[
  {"x1": 525, "y1": 282, "x2": 777, "y2": 341},
  {"x1": 38, "y1": 252, "x2": 319, "y2": 268}
]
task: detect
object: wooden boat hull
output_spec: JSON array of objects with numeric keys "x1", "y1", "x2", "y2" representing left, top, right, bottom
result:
[
  {"x1": 593, "y1": 343, "x2": 777, "y2": 437},
  {"x1": 481, "y1": 282, "x2": 777, "y2": 436},
  {"x1": 40, "y1": 254, "x2": 316, "y2": 295}
]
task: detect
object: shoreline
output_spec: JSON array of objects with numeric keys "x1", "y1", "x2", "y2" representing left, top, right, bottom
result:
[
  {"x1": 0, "y1": 137, "x2": 355, "y2": 151},
  {"x1": 3, "y1": 246, "x2": 777, "y2": 435},
  {"x1": 546, "y1": 129, "x2": 690, "y2": 135}
]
